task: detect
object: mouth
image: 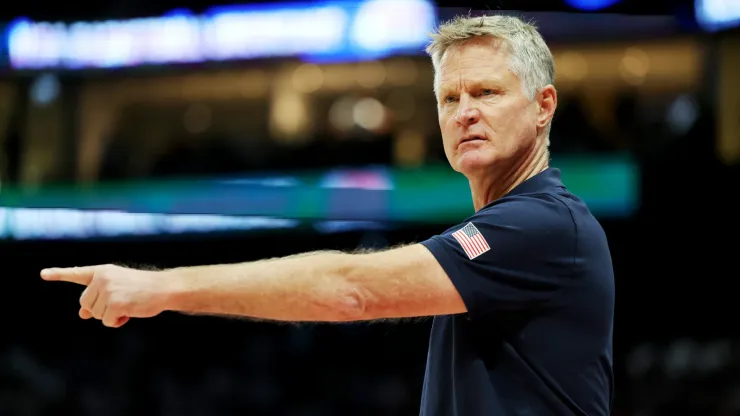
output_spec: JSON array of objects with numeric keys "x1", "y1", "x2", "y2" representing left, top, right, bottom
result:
[{"x1": 459, "y1": 135, "x2": 487, "y2": 145}]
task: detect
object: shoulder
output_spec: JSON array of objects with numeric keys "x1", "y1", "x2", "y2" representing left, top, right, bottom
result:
[
  {"x1": 423, "y1": 190, "x2": 584, "y2": 272},
  {"x1": 418, "y1": 191, "x2": 589, "y2": 315},
  {"x1": 466, "y1": 191, "x2": 579, "y2": 243}
]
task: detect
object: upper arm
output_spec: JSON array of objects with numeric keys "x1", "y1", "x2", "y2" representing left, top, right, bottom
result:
[{"x1": 348, "y1": 244, "x2": 467, "y2": 320}]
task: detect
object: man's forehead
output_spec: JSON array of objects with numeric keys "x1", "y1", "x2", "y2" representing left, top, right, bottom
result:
[
  {"x1": 439, "y1": 40, "x2": 507, "y2": 72},
  {"x1": 438, "y1": 72, "x2": 501, "y2": 86},
  {"x1": 437, "y1": 54, "x2": 508, "y2": 89},
  {"x1": 439, "y1": 36, "x2": 507, "y2": 62}
]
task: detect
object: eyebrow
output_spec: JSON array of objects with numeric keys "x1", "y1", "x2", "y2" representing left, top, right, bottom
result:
[{"x1": 437, "y1": 78, "x2": 503, "y2": 96}]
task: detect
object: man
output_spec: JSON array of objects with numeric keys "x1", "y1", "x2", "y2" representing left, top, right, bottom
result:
[{"x1": 42, "y1": 14, "x2": 614, "y2": 416}]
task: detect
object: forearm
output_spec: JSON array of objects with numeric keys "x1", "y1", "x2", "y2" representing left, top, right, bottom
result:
[{"x1": 162, "y1": 251, "x2": 365, "y2": 322}]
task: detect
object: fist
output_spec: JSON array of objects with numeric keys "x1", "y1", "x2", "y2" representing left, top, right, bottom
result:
[{"x1": 41, "y1": 264, "x2": 170, "y2": 328}]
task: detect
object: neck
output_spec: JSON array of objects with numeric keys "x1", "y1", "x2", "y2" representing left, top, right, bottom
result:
[{"x1": 469, "y1": 143, "x2": 549, "y2": 211}]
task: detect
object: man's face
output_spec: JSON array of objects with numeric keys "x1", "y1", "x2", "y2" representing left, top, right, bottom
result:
[{"x1": 436, "y1": 37, "x2": 544, "y2": 176}]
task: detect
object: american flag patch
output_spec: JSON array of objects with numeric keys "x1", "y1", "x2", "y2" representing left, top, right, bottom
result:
[{"x1": 452, "y1": 222, "x2": 490, "y2": 260}]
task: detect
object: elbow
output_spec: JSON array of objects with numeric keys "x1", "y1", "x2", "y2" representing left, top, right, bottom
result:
[
  {"x1": 328, "y1": 254, "x2": 376, "y2": 322},
  {"x1": 334, "y1": 286, "x2": 369, "y2": 322}
]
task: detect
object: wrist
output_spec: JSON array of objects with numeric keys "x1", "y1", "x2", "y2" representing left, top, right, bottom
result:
[{"x1": 157, "y1": 269, "x2": 191, "y2": 312}]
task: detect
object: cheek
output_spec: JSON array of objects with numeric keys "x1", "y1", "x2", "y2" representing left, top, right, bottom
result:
[
  {"x1": 440, "y1": 116, "x2": 455, "y2": 148},
  {"x1": 491, "y1": 104, "x2": 534, "y2": 136},
  {"x1": 520, "y1": 106, "x2": 540, "y2": 133},
  {"x1": 510, "y1": 113, "x2": 539, "y2": 146}
]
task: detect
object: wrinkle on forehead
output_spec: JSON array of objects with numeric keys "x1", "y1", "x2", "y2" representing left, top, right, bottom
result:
[
  {"x1": 443, "y1": 35, "x2": 508, "y2": 59},
  {"x1": 436, "y1": 37, "x2": 512, "y2": 92},
  {"x1": 438, "y1": 36, "x2": 508, "y2": 69}
]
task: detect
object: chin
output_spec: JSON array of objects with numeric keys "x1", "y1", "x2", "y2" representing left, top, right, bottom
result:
[{"x1": 455, "y1": 151, "x2": 496, "y2": 175}]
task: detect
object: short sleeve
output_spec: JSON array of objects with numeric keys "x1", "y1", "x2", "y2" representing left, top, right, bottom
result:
[{"x1": 420, "y1": 194, "x2": 578, "y2": 319}]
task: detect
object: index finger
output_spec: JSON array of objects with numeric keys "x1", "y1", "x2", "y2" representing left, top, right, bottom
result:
[{"x1": 41, "y1": 266, "x2": 99, "y2": 286}]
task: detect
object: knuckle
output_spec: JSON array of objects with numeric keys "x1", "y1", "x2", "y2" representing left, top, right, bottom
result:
[
  {"x1": 108, "y1": 298, "x2": 128, "y2": 314},
  {"x1": 96, "y1": 274, "x2": 110, "y2": 286}
]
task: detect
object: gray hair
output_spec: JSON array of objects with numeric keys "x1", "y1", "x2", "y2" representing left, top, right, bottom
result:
[{"x1": 426, "y1": 15, "x2": 556, "y2": 138}]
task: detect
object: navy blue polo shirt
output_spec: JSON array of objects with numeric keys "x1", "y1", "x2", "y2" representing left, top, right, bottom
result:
[{"x1": 419, "y1": 168, "x2": 614, "y2": 416}]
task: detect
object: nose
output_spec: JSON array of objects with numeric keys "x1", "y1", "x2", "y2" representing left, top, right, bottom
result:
[{"x1": 455, "y1": 105, "x2": 480, "y2": 126}]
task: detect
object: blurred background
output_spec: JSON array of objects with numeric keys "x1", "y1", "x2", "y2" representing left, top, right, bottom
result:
[{"x1": 0, "y1": 0, "x2": 738, "y2": 414}]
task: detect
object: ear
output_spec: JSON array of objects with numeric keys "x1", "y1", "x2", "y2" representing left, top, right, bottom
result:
[{"x1": 536, "y1": 85, "x2": 557, "y2": 130}]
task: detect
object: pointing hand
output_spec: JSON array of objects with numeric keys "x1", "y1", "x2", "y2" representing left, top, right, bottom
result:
[{"x1": 41, "y1": 264, "x2": 170, "y2": 328}]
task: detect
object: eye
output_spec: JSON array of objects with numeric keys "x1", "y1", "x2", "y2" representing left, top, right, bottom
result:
[
  {"x1": 443, "y1": 95, "x2": 458, "y2": 103},
  {"x1": 481, "y1": 89, "x2": 496, "y2": 96}
]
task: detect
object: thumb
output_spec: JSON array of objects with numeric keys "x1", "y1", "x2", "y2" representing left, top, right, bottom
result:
[{"x1": 79, "y1": 308, "x2": 93, "y2": 319}]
